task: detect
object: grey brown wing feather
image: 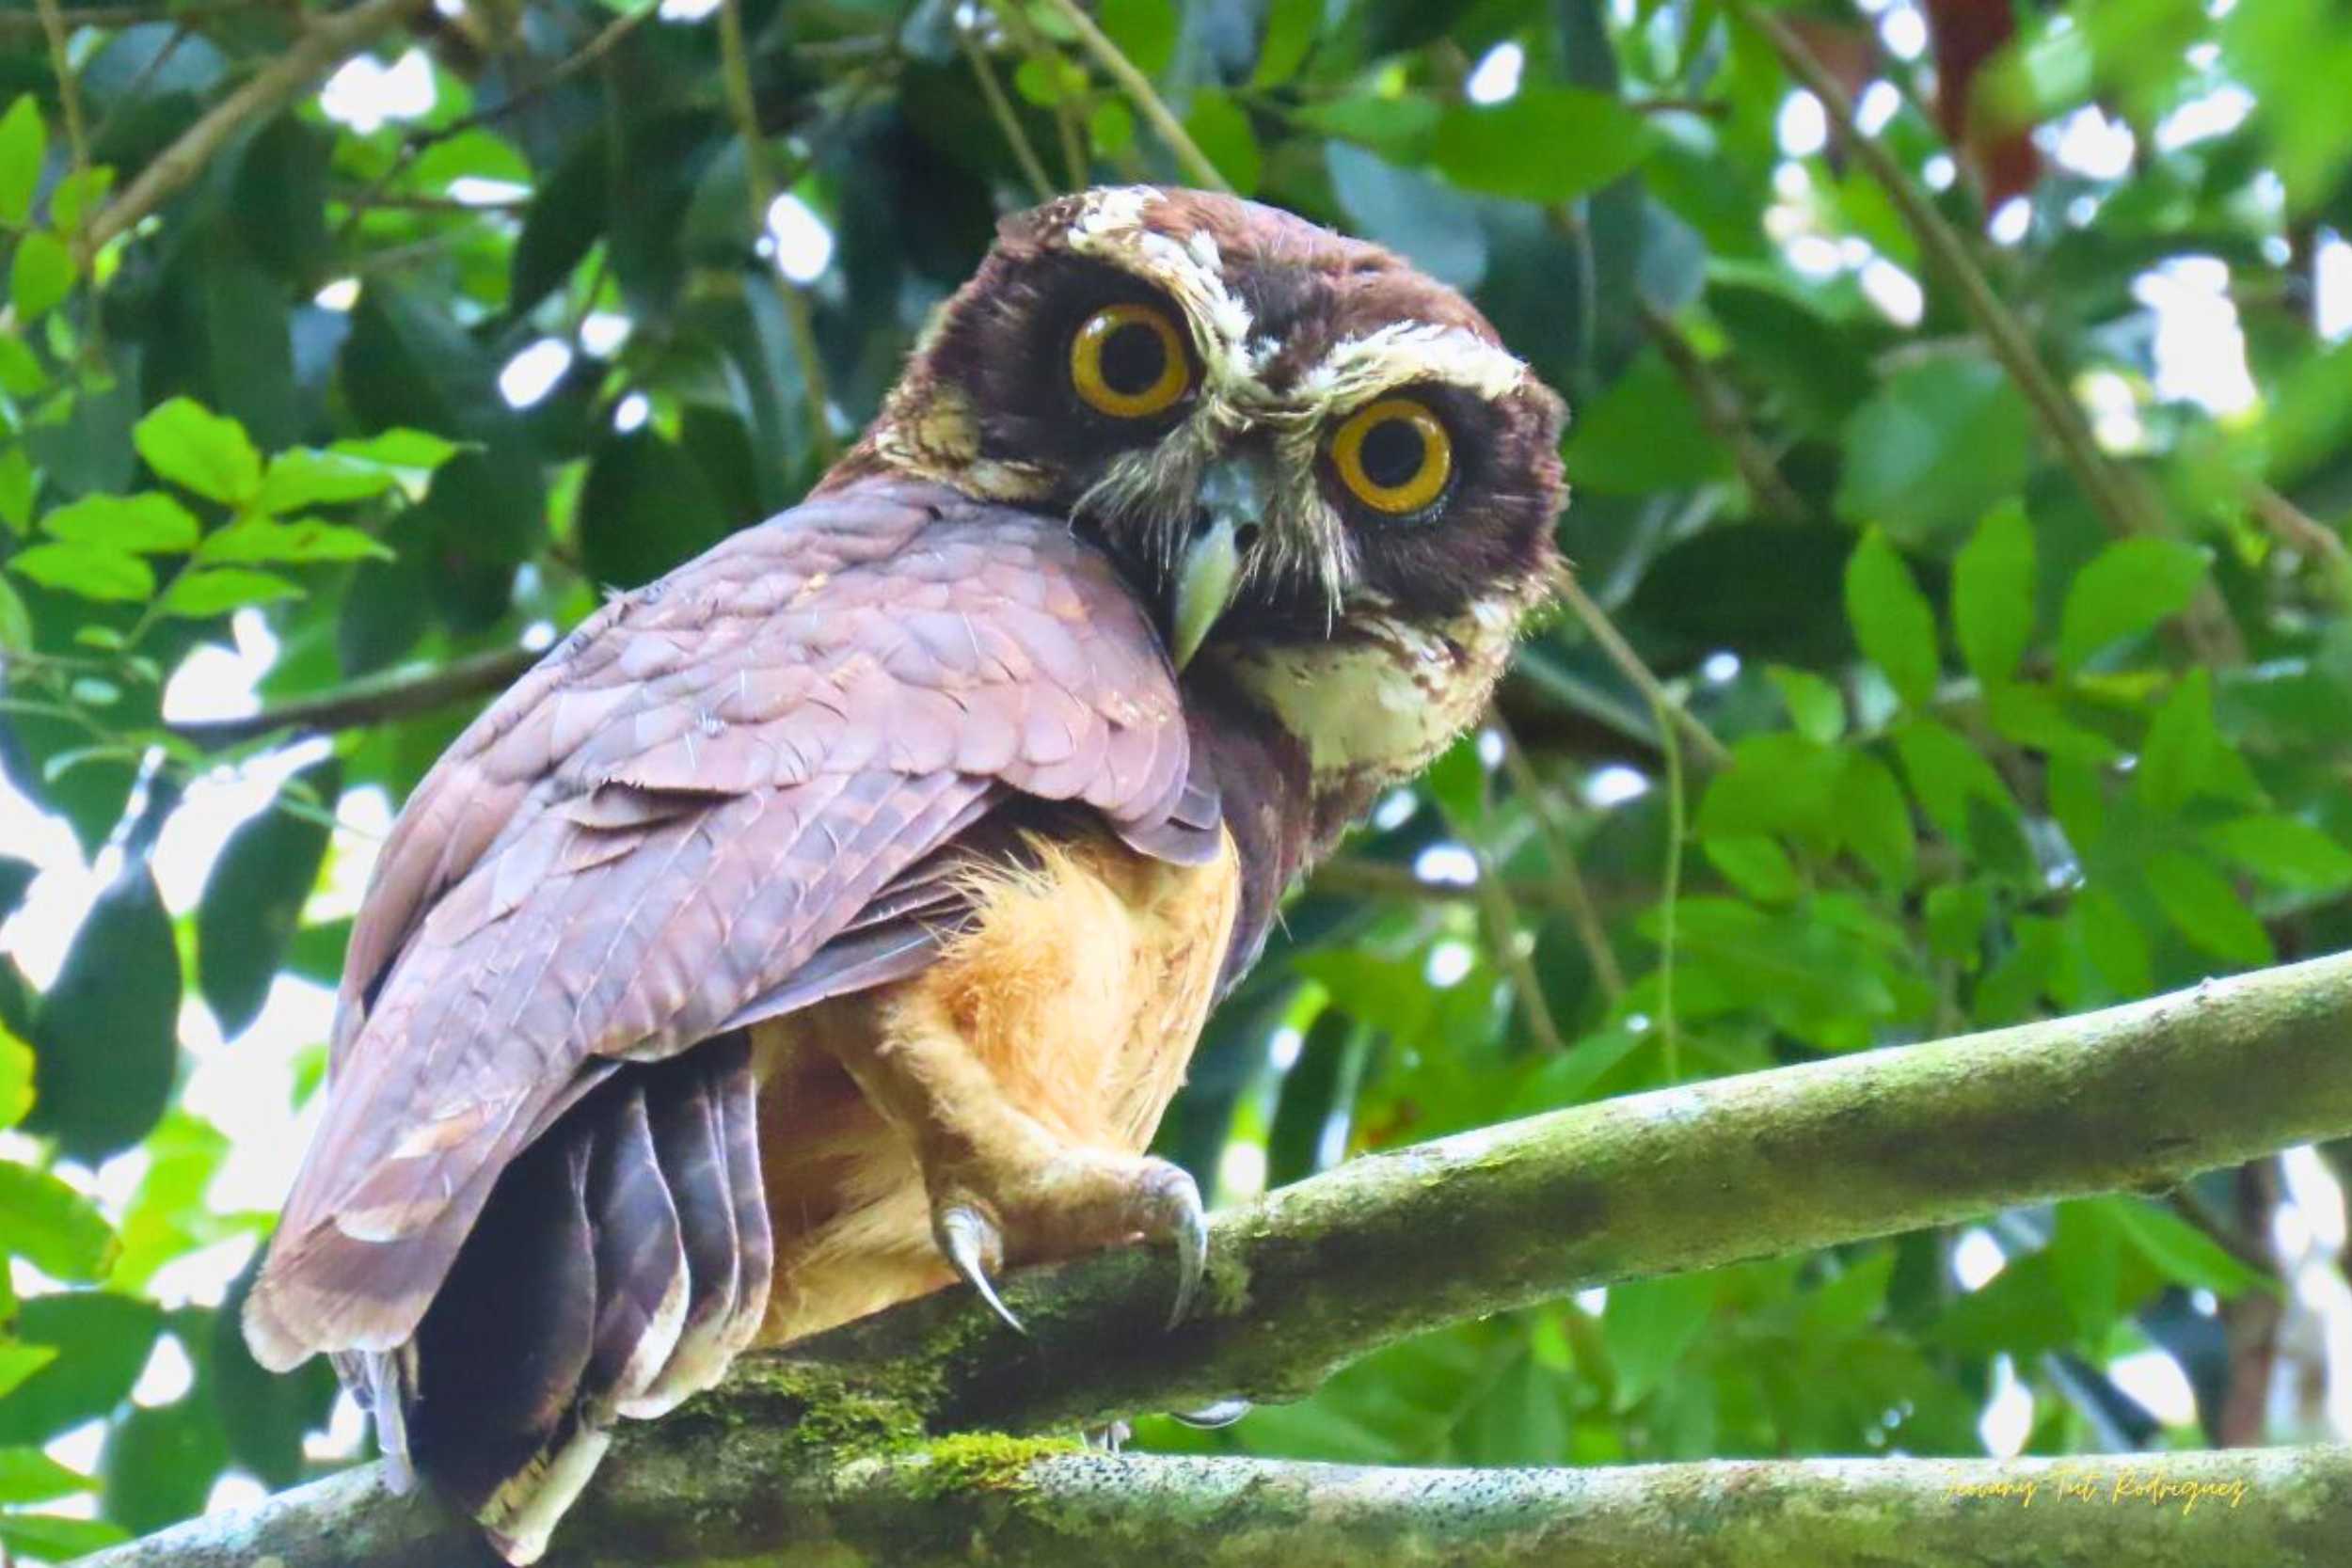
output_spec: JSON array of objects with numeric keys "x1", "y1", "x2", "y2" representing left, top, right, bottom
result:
[{"x1": 246, "y1": 479, "x2": 1206, "y2": 1382}]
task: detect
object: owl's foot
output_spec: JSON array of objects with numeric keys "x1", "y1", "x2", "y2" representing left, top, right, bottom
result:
[{"x1": 926, "y1": 1150, "x2": 1207, "y2": 1333}]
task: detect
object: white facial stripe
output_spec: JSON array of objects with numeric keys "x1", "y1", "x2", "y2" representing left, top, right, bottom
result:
[
  {"x1": 1299, "y1": 322, "x2": 1529, "y2": 407},
  {"x1": 1063, "y1": 186, "x2": 1265, "y2": 388}
]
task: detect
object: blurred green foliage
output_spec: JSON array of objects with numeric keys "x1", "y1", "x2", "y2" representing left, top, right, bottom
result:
[{"x1": 0, "y1": 0, "x2": 2348, "y2": 1554}]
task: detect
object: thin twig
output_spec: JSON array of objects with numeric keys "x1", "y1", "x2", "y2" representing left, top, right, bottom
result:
[
  {"x1": 1637, "y1": 296, "x2": 1809, "y2": 524},
  {"x1": 2245, "y1": 479, "x2": 2352, "y2": 604},
  {"x1": 36, "y1": 0, "x2": 91, "y2": 188},
  {"x1": 334, "y1": 0, "x2": 655, "y2": 244},
  {"x1": 0, "y1": 0, "x2": 260, "y2": 33},
  {"x1": 717, "y1": 0, "x2": 838, "y2": 465},
  {"x1": 1308, "y1": 855, "x2": 1629, "y2": 915},
  {"x1": 78, "y1": 0, "x2": 431, "y2": 262},
  {"x1": 1494, "y1": 718, "x2": 1627, "y2": 1004},
  {"x1": 991, "y1": 0, "x2": 1089, "y2": 187},
  {"x1": 959, "y1": 19, "x2": 1056, "y2": 201},
  {"x1": 1035, "y1": 0, "x2": 1231, "y2": 193},
  {"x1": 165, "y1": 645, "x2": 538, "y2": 749},
  {"x1": 1468, "y1": 836, "x2": 1570, "y2": 1054},
  {"x1": 1642, "y1": 681, "x2": 1686, "y2": 1082},
  {"x1": 1729, "y1": 0, "x2": 2245, "y2": 668},
  {"x1": 1555, "y1": 571, "x2": 1730, "y2": 769}
]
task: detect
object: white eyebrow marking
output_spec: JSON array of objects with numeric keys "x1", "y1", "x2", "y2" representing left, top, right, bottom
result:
[
  {"x1": 1060, "y1": 185, "x2": 1269, "y2": 387},
  {"x1": 1298, "y1": 321, "x2": 1530, "y2": 406}
]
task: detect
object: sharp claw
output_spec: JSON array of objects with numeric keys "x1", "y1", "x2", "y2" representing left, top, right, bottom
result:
[
  {"x1": 1168, "y1": 1399, "x2": 1252, "y2": 1431},
  {"x1": 937, "y1": 1204, "x2": 1025, "y2": 1335},
  {"x1": 1161, "y1": 1171, "x2": 1208, "y2": 1330}
]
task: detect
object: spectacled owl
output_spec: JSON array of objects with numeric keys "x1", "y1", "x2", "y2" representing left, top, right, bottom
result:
[{"x1": 245, "y1": 186, "x2": 1567, "y2": 1562}]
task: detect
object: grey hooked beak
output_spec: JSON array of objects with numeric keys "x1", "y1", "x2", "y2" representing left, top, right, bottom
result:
[{"x1": 1169, "y1": 457, "x2": 1263, "y2": 670}]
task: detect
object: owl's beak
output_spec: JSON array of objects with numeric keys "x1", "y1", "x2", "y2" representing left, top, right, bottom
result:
[{"x1": 1168, "y1": 457, "x2": 1262, "y2": 670}]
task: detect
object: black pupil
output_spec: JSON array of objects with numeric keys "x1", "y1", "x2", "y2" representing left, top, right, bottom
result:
[
  {"x1": 1098, "y1": 320, "x2": 1167, "y2": 396},
  {"x1": 1359, "y1": 416, "x2": 1428, "y2": 490}
]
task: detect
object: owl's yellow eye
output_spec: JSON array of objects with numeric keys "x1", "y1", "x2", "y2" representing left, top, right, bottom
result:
[
  {"x1": 1069, "y1": 303, "x2": 1191, "y2": 419},
  {"x1": 1328, "y1": 397, "x2": 1453, "y2": 515}
]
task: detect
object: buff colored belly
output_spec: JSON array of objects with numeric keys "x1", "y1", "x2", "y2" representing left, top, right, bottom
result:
[{"x1": 746, "y1": 824, "x2": 1240, "y2": 1345}]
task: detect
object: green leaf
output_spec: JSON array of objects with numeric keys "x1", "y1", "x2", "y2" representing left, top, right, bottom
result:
[
  {"x1": 0, "y1": 444, "x2": 36, "y2": 531},
  {"x1": 578, "y1": 430, "x2": 730, "y2": 588},
  {"x1": 1893, "y1": 720, "x2": 2026, "y2": 865},
  {"x1": 9, "y1": 229, "x2": 72, "y2": 320},
  {"x1": 2203, "y1": 814, "x2": 2352, "y2": 891},
  {"x1": 2072, "y1": 886, "x2": 2152, "y2": 996},
  {"x1": 1289, "y1": 94, "x2": 1441, "y2": 159},
  {"x1": 0, "y1": 340, "x2": 37, "y2": 406},
  {"x1": 1695, "y1": 733, "x2": 1845, "y2": 845},
  {"x1": 0, "y1": 1446, "x2": 94, "y2": 1505},
  {"x1": 197, "y1": 517, "x2": 392, "y2": 565},
  {"x1": 0, "y1": 1344, "x2": 55, "y2": 1404},
  {"x1": 326, "y1": 426, "x2": 463, "y2": 480},
  {"x1": 1252, "y1": 0, "x2": 1321, "y2": 85},
  {"x1": 23, "y1": 866, "x2": 179, "y2": 1164},
  {"x1": 1429, "y1": 87, "x2": 1649, "y2": 204},
  {"x1": 133, "y1": 397, "x2": 263, "y2": 505},
  {"x1": 0, "y1": 96, "x2": 43, "y2": 228},
  {"x1": 1704, "y1": 834, "x2": 1803, "y2": 902},
  {"x1": 253, "y1": 449, "x2": 403, "y2": 514},
  {"x1": 157, "y1": 566, "x2": 304, "y2": 619},
  {"x1": 1834, "y1": 752, "x2": 1918, "y2": 889},
  {"x1": 2137, "y1": 668, "x2": 2221, "y2": 817},
  {"x1": 1982, "y1": 682, "x2": 2121, "y2": 762},
  {"x1": 2105, "y1": 1197, "x2": 2267, "y2": 1294},
  {"x1": 1604, "y1": 1272, "x2": 1715, "y2": 1408},
  {"x1": 100, "y1": 1381, "x2": 230, "y2": 1535},
  {"x1": 1836, "y1": 356, "x2": 2030, "y2": 548},
  {"x1": 49, "y1": 164, "x2": 111, "y2": 232},
  {"x1": 1952, "y1": 500, "x2": 2036, "y2": 685},
  {"x1": 1562, "y1": 349, "x2": 1735, "y2": 493},
  {"x1": 2058, "y1": 538, "x2": 2208, "y2": 673},
  {"x1": 1097, "y1": 0, "x2": 1177, "y2": 77},
  {"x1": 1184, "y1": 89, "x2": 1262, "y2": 196},
  {"x1": 0, "y1": 573, "x2": 27, "y2": 654},
  {"x1": 0, "y1": 1016, "x2": 30, "y2": 1128},
  {"x1": 0, "y1": 1291, "x2": 161, "y2": 1445},
  {"x1": 7, "y1": 540, "x2": 154, "y2": 602},
  {"x1": 1766, "y1": 665, "x2": 1844, "y2": 744},
  {"x1": 197, "y1": 760, "x2": 340, "y2": 1037},
  {"x1": 2142, "y1": 850, "x2": 2275, "y2": 968},
  {"x1": 39, "y1": 491, "x2": 200, "y2": 554},
  {"x1": 0, "y1": 1164, "x2": 117, "y2": 1282},
  {"x1": 1844, "y1": 528, "x2": 1940, "y2": 708},
  {"x1": 0, "y1": 1512, "x2": 129, "y2": 1560}
]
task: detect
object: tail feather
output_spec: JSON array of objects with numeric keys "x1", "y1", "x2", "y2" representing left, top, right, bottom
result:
[{"x1": 382, "y1": 1036, "x2": 767, "y2": 1565}]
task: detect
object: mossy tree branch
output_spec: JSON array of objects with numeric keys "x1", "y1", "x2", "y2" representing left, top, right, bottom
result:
[
  {"x1": 78, "y1": 952, "x2": 2352, "y2": 1566},
  {"x1": 79, "y1": 1438, "x2": 2352, "y2": 1568}
]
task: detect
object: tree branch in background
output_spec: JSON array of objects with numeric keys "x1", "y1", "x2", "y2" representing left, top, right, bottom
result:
[
  {"x1": 1728, "y1": 0, "x2": 2247, "y2": 667},
  {"x1": 77, "y1": 951, "x2": 2352, "y2": 1566},
  {"x1": 166, "y1": 644, "x2": 538, "y2": 750},
  {"x1": 78, "y1": 0, "x2": 434, "y2": 262}
]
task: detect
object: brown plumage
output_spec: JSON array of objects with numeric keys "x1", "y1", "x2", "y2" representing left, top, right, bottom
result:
[{"x1": 247, "y1": 187, "x2": 1567, "y2": 1562}]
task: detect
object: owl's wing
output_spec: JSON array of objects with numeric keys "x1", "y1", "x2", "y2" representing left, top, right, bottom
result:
[{"x1": 245, "y1": 477, "x2": 1209, "y2": 1373}]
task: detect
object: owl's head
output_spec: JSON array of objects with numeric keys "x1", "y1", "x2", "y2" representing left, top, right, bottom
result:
[{"x1": 840, "y1": 186, "x2": 1568, "y2": 794}]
